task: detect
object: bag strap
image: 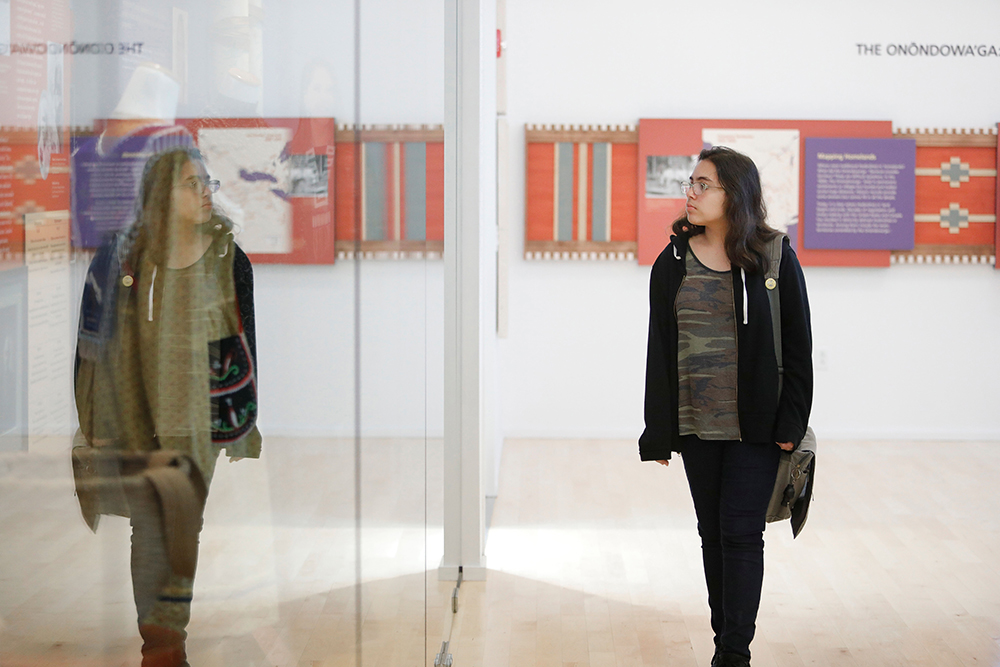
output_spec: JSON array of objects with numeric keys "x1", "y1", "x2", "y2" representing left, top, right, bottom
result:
[{"x1": 765, "y1": 235, "x2": 785, "y2": 397}]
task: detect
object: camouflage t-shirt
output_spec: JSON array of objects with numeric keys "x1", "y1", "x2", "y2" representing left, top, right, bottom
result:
[{"x1": 675, "y1": 248, "x2": 740, "y2": 440}]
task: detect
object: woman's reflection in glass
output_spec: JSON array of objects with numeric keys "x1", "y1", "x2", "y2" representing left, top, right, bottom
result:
[{"x1": 74, "y1": 148, "x2": 260, "y2": 667}]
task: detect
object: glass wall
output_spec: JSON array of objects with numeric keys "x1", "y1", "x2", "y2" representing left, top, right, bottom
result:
[{"x1": 0, "y1": 0, "x2": 444, "y2": 664}]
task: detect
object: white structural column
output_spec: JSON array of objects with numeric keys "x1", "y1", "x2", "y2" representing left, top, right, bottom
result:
[{"x1": 442, "y1": 0, "x2": 497, "y2": 582}]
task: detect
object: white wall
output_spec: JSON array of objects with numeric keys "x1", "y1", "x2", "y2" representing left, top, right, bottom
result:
[
  {"x1": 500, "y1": 0, "x2": 1000, "y2": 440},
  {"x1": 254, "y1": 261, "x2": 444, "y2": 438},
  {"x1": 261, "y1": 0, "x2": 444, "y2": 124},
  {"x1": 255, "y1": 0, "x2": 447, "y2": 439}
]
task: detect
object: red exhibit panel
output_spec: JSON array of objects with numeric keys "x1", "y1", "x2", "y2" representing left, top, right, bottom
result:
[
  {"x1": 0, "y1": 132, "x2": 18, "y2": 269},
  {"x1": 333, "y1": 126, "x2": 444, "y2": 257},
  {"x1": 1, "y1": 0, "x2": 72, "y2": 269},
  {"x1": 610, "y1": 143, "x2": 638, "y2": 243},
  {"x1": 523, "y1": 125, "x2": 639, "y2": 259},
  {"x1": 525, "y1": 142, "x2": 555, "y2": 242},
  {"x1": 335, "y1": 141, "x2": 358, "y2": 241},
  {"x1": 637, "y1": 118, "x2": 894, "y2": 267},
  {"x1": 889, "y1": 129, "x2": 998, "y2": 263},
  {"x1": 914, "y1": 145, "x2": 995, "y2": 246},
  {"x1": 1, "y1": 128, "x2": 71, "y2": 270},
  {"x1": 425, "y1": 142, "x2": 445, "y2": 243}
]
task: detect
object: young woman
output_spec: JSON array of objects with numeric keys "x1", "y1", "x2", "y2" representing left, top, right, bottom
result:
[
  {"x1": 638, "y1": 147, "x2": 812, "y2": 667},
  {"x1": 75, "y1": 147, "x2": 260, "y2": 666}
]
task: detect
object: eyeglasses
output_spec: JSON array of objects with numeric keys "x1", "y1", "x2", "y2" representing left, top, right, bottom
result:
[
  {"x1": 680, "y1": 180, "x2": 723, "y2": 197},
  {"x1": 176, "y1": 177, "x2": 221, "y2": 194}
]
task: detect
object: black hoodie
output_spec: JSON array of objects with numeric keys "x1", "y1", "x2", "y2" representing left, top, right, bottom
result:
[{"x1": 638, "y1": 234, "x2": 813, "y2": 461}]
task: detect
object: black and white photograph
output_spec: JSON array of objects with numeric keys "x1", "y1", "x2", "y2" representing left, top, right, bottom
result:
[
  {"x1": 289, "y1": 153, "x2": 329, "y2": 197},
  {"x1": 645, "y1": 154, "x2": 697, "y2": 198}
]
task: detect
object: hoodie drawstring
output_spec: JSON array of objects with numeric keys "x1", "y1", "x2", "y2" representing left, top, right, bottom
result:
[
  {"x1": 740, "y1": 267, "x2": 748, "y2": 325},
  {"x1": 673, "y1": 245, "x2": 680, "y2": 260},
  {"x1": 148, "y1": 265, "x2": 157, "y2": 322}
]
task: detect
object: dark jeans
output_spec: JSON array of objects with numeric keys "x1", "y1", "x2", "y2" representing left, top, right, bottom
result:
[{"x1": 679, "y1": 435, "x2": 781, "y2": 660}]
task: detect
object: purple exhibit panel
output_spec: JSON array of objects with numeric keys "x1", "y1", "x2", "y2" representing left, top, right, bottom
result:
[
  {"x1": 804, "y1": 137, "x2": 916, "y2": 250},
  {"x1": 71, "y1": 127, "x2": 193, "y2": 247},
  {"x1": 71, "y1": 135, "x2": 150, "y2": 247}
]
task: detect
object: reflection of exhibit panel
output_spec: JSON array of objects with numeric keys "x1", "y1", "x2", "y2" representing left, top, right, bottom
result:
[
  {"x1": 0, "y1": 133, "x2": 13, "y2": 265},
  {"x1": 177, "y1": 117, "x2": 337, "y2": 264},
  {"x1": 24, "y1": 211, "x2": 73, "y2": 439},
  {"x1": 0, "y1": 266, "x2": 28, "y2": 451},
  {"x1": 289, "y1": 155, "x2": 329, "y2": 197},
  {"x1": 197, "y1": 127, "x2": 293, "y2": 254},
  {"x1": 73, "y1": 157, "x2": 145, "y2": 242},
  {"x1": 71, "y1": 127, "x2": 194, "y2": 247},
  {"x1": 334, "y1": 125, "x2": 447, "y2": 260}
]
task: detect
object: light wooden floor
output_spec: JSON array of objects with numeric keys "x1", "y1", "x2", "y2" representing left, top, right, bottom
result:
[
  {"x1": 1, "y1": 437, "x2": 999, "y2": 666},
  {"x1": 450, "y1": 439, "x2": 1000, "y2": 667}
]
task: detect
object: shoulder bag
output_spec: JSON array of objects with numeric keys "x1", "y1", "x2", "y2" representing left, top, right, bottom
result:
[{"x1": 762, "y1": 235, "x2": 816, "y2": 538}]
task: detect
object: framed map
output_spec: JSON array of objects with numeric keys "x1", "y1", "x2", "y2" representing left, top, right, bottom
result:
[
  {"x1": 196, "y1": 127, "x2": 293, "y2": 254},
  {"x1": 702, "y1": 128, "x2": 800, "y2": 235}
]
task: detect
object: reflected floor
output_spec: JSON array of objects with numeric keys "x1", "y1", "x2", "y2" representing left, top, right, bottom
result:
[{"x1": 0, "y1": 436, "x2": 445, "y2": 666}]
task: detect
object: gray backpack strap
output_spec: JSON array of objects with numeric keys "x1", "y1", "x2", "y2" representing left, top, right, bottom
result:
[{"x1": 765, "y1": 235, "x2": 785, "y2": 397}]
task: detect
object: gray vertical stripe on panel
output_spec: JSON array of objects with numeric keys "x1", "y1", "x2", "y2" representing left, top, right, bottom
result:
[
  {"x1": 404, "y1": 142, "x2": 427, "y2": 240},
  {"x1": 591, "y1": 143, "x2": 608, "y2": 242},
  {"x1": 557, "y1": 142, "x2": 574, "y2": 241},
  {"x1": 364, "y1": 143, "x2": 386, "y2": 240}
]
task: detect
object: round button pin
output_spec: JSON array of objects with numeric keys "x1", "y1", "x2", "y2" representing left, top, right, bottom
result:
[
  {"x1": 122, "y1": 275, "x2": 134, "y2": 287},
  {"x1": 765, "y1": 278, "x2": 777, "y2": 290}
]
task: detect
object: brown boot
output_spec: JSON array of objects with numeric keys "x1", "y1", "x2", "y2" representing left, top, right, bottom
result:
[{"x1": 138, "y1": 624, "x2": 187, "y2": 667}]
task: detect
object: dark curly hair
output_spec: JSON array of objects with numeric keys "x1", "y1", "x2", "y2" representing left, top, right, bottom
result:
[{"x1": 671, "y1": 146, "x2": 782, "y2": 274}]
